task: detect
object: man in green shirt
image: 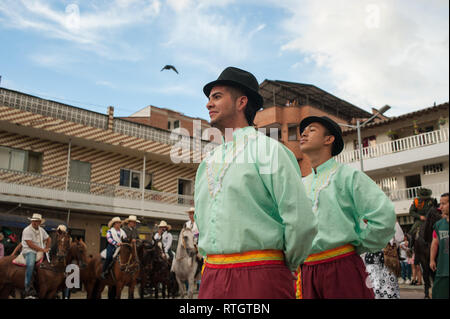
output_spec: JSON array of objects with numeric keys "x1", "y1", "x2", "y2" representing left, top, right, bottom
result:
[
  {"x1": 430, "y1": 192, "x2": 449, "y2": 299},
  {"x1": 195, "y1": 67, "x2": 318, "y2": 298},
  {"x1": 297, "y1": 116, "x2": 396, "y2": 299}
]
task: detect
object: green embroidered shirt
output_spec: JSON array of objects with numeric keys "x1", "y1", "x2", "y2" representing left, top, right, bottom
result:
[
  {"x1": 194, "y1": 126, "x2": 318, "y2": 271},
  {"x1": 302, "y1": 158, "x2": 396, "y2": 255}
]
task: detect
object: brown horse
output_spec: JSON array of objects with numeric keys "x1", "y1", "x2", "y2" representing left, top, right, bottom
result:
[
  {"x1": 90, "y1": 239, "x2": 140, "y2": 299},
  {"x1": 146, "y1": 238, "x2": 173, "y2": 299},
  {"x1": 0, "y1": 229, "x2": 71, "y2": 299},
  {"x1": 66, "y1": 238, "x2": 95, "y2": 298}
]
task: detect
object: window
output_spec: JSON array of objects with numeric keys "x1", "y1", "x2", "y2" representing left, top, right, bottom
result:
[
  {"x1": 423, "y1": 163, "x2": 444, "y2": 175},
  {"x1": 0, "y1": 146, "x2": 43, "y2": 173},
  {"x1": 265, "y1": 128, "x2": 282, "y2": 141},
  {"x1": 288, "y1": 124, "x2": 298, "y2": 141},
  {"x1": 354, "y1": 136, "x2": 376, "y2": 150},
  {"x1": 120, "y1": 168, "x2": 152, "y2": 190},
  {"x1": 375, "y1": 177, "x2": 398, "y2": 193},
  {"x1": 178, "y1": 178, "x2": 193, "y2": 205},
  {"x1": 68, "y1": 160, "x2": 91, "y2": 193},
  {"x1": 168, "y1": 119, "x2": 180, "y2": 130}
]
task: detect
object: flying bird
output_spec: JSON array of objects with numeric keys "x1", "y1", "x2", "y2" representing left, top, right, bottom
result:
[{"x1": 160, "y1": 65, "x2": 179, "y2": 74}]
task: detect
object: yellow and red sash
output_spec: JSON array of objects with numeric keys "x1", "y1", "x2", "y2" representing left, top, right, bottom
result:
[
  {"x1": 204, "y1": 249, "x2": 285, "y2": 269},
  {"x1": 296, "y1": 244, "x2": 355, "y2": 299}
]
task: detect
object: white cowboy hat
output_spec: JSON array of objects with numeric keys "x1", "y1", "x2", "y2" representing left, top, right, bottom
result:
[
  {"x1": 157, "y1": 220, "x2": 172, "y2": 230},
  {"x1": 28, "y1": 213, "x2": 45, "y2": 224},
  {"x1": 123, "y1": 215, "x2": 141, "y2": 224},
  {"x1": 57, "y1": 225, "x2": 67, "y2": 232},
  {"x1": 108, "y1": 217, "x2": 122, "y2": 228},
  {"x1": 186, "y1": 207, "x2": 195, "y2": 214}
]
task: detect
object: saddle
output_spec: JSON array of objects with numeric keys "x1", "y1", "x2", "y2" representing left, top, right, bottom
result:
[
  {"x1": 100, "y1": 247, "x2": 120, "y2": 260},
  {"x1": 12, "y1": 252, "x2": 44, "y2": 267}
]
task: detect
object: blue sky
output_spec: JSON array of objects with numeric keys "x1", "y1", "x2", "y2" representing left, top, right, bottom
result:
[{"x1": 0, "y1": 0, "x2": 448, "y2": 120}]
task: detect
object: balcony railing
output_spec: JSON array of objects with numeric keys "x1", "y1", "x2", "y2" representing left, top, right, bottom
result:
[
  {"x1": 383, "y1": 182, "x2": 449, "y2": 202},
  {"x1": 336, "y1": 128, "x2": 449, "y2": 164},
  {"x1": 0, "y1": 88, "x2": 215, "y2": 152},
  {"x1": 0, "y1": 168, "x2": 194, "y2": 207}
]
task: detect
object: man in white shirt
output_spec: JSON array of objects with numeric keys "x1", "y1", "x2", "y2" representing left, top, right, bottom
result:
[
  {"x1": 154, "y1": 221, "x2": 173, "y2": 260},
  {"x1": 21, "y1": 213, "x2": 51, "y2": 298},
  {"x1": 184, "y1": 207, "x2": 199, "y2": 245}
]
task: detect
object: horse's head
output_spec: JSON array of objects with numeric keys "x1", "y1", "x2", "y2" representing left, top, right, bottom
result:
[
  {"x1": 69, "y1": 238, "x2": 88, "y2": 268},
  {"x1": 180, "y1": 227, "x2": 196, "y2": 258},
  {"x1": 119, "y1": 239, "x2": 137, "y2": 266},
  {"x1": 54, "y1": 230, "x2": 71, "y2": 264}
]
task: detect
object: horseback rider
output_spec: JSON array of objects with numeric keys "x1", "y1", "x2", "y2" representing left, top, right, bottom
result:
[
  {"x1": 21, "y1": 213, "x2": 51, "y2": 298},
  {"x1": 122, "y1": 215, "x2": 141, "y2": 242},
  {"x1": 408, "y1": 188, "x2": 438, "y2": 243},
  {"x1": 184, "y1": 207, "x2": 199, "y2": 246},
  {"x1": 153, "y1": 221, "x2": 173, "y2": 260},
  {"x1": 101, "y1": 217, "x2": 127, "y2": 279}
]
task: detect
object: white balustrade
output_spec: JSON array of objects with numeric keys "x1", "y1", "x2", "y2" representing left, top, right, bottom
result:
[{"x1": 336, "y1": 128, "x2": 449, "y2": 164}]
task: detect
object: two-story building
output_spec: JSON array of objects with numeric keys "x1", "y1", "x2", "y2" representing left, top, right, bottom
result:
[
  {"x1": 253, "y1": 79, "x2": 448, "y2": 230},
  {"x1": 336, "y1": 103, "x2": 449, "y2": 230},
  {"x1": 0, "y1": 88, "x2": 207, "y2": 255}
]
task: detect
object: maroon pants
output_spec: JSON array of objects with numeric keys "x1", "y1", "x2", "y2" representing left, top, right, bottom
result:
[
  {"x1": 300, "y1": 254, "x2": 374, "y2": 299},
  {"x1": 199, "y1": 264, "x2": 295, "y2": 299}
]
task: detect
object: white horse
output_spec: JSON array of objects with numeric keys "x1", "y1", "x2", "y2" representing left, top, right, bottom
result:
[{"x1": 171, "y1": 226, "x2": 199, "y2": 298}]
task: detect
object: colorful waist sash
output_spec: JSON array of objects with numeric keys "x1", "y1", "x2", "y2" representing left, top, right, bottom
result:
[
  {"x1": 304, "y1": 244, "x2": 355, "y2": 265},
  {"x1": 205, "y1": 249, "x2": 285, "y2": 269},
  {"x1": 296, "y1": 244, "x2": 355, "y2": 299}
]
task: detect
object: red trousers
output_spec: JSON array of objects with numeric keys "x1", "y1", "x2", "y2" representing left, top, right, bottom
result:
[
  {"x1": 199, "y1": 264, "x2": 295, "y2": 299},
  {"x1": 299, "y1": 253, "x2": 374, "y2": 299}
]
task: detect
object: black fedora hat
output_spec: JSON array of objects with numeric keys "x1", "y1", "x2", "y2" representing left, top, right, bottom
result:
[
  {"x1": 299, "y1": 116, "x2": 344, "y2": 156},
  {"x1": 203, "y1": 67, "x2": 264, "y2": 109}
]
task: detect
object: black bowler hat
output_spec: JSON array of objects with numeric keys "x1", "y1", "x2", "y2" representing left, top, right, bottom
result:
[
  {"x1": 203, "y1": 67, "x2": 264, "y2": 109},
  {"x1": 299, "y1": 116, "x2": 344, "y2": 156}
]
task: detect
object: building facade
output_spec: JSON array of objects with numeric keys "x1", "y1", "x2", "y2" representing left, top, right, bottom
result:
[
  {"x1": 122, "y1": 105, "x2": 211, "y2": 140},
  {"x1": 254, "y1": 79, "x2": 373, "y2": 176},
  {"x1": 335, "y1": 103, "x2": 449, "y2": 229},
  {"x1": 0, "y1": 88, "x2": 206, "y2": 255}
]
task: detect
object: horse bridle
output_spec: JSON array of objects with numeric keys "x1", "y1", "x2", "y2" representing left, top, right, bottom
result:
[
  {"x1": 40, "y1": 233, "x2": 70, "y2": 273},
  {"x1": 118, "y1": 242, "x2": 139, "y2": 274}
]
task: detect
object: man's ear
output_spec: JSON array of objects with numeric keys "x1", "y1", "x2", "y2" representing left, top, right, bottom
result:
[
  {"x1": 324, "y1": 135, "x2": 335, "y2": 146},
  {"x1": 236, "y1": 96, "x2": 248, "y2": 112}
]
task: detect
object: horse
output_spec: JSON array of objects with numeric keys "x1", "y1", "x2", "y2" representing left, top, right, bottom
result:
[
  {"x1": 0, "y1": 229, "x2": 71, "y2": 299},
  {"x1": 145, "y1": 238, "x2": 173, "y2": 299},
  {"x1": 137, "y1": 240, "x2": 154, "y2": 299},
  {"x1": 171, "y1": 226, "x2": 199, "y2": 299},
  {"x1": 408, "y1": 205, "x2": 442, "y2": 298},
  {"x1": 66, "y1": 238, "x2": 93, "y2": 298},
  {"x1": 90, "y1": 239, "x2": 140, "y2": 299}
]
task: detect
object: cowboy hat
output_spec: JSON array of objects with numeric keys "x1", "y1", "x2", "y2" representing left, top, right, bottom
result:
[
  {"x1": 157, "y1": 220, "x2": 172, "y2": 231},
  {"x1": 203, "y1": 66, "x2": 264, "y2": 109},
  {"x1": 108, "y1": 217, "x2": 122, "y2": 228},
  {"x1": 123, "y1": 215, "x2": 141, "y2": 224},
  {"x1": 299, "y1": 116, "x2": 344, "y2": 156},
  {"x1": 28, "y1": 213, "x2": 45, "y2": 224},
  {"x1": 56, "y1": 225, "x2": 67, "y2": 232},
  {"x1": 186, "y1": 207, "x2": 195, "y2": 214}
]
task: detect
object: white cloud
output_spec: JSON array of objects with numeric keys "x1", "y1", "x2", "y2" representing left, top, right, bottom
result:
[
  {"x1": 277, "y1": 0, "x2": 449, "y2": 114},
  {"x1": 0, "y1": 0, "x2": 161, "y2": 60},
  {"x1": 162, "y1": 0, "x2": 260, "y2": 69}
]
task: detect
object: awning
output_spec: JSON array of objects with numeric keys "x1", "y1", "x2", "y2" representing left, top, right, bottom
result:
[{"x1": 0, "y1": 213, "x2": 67, "y2": 231}]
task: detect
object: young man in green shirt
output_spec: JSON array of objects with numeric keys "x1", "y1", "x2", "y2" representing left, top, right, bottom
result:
[
  {"x1": 430, "y1": 192, "x2": 449, "y2": 299},
  {"x1": 195, "y1": 67, "x2": 318, "y2": 298},
  {"x1": 297, "y1": 116, "x2": 396, "y2": 299}
]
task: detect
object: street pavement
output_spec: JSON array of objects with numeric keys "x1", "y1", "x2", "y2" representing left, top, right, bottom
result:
[{"x1": 67, "y1": 284, "x2": 427, "y2": 299}]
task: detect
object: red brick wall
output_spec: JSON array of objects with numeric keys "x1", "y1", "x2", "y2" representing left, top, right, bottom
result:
[{"x1": 255, "y1": 104, "x2": 349, "y2": 176}]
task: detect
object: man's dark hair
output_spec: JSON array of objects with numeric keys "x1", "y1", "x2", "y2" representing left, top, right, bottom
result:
[
  {"x1": 227, "y1": 86, "x2": 258, "y2": 126},
  {"x1": 441, "y1": 192, "x2": 449, "y2": 199}
]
